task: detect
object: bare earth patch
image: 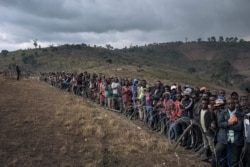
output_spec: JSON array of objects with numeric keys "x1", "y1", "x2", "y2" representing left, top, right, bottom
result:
[{"x1": 0, "y1": 76, "x2": 209, "y2": 167}]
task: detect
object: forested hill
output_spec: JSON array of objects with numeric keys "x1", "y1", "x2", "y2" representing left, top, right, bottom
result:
[{"x1": 1, "y1": 41, "x2": 250, "y2": 91}]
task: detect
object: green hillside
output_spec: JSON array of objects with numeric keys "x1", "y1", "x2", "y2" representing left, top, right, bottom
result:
[{"x1": 1, "y1": 41, "x2": 250, "y2": 93}]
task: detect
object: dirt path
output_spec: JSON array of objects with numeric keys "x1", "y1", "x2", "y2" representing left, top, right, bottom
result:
[{"x1": 0, "y1": 76, "x2": 209, "y2": 167}]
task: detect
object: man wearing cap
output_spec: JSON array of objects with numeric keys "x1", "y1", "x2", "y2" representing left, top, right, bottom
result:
[
  {"x1": 179, "y1": 88, "x2": 194, "y2": 148},
  {"x1": 212, "y1": 98, "x2": 225, "y2": 123},
  {"x1": 180, "y1": 88, "x2": 194, "y2": 118}
]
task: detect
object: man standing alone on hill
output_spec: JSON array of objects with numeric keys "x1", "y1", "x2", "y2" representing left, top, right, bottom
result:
[{"x1": 16, "y1": 65, "x2": 21, "y2": 80}]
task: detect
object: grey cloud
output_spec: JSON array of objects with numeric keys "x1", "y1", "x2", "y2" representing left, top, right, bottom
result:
[{"x1": 0, "y1": 0, "x2": 250, "y2": 51}]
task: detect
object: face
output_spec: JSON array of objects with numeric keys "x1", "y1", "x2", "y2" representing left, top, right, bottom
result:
[
  {"x1": 156, "y1": 81, "x2": 161, "y2": 88},
  {"x1": 194, "y1": 87, "x2": 200, "y2": 93},
  {"x1": 171, "y1": 89, "x2": 176, "y2": 93},
  {"x1": 239, "y1": 102, "x2": 247, "y2": 110},
  {"x1": 124, "y1": 80, "x2": 129, "y2": 86},
  {"x1": 227, "y1": 99, "x2": 235, "y2": 111},
  {"x1": 240, "y1": 96, "x2": 249, "y2": 102},
  {"x1": 176, "y1": 93, "x2": 182, "y2": 101},
  {"x1": 202, "y1": 93, "x2": 208, "y2": 99},
  {"x1": 231, "y1": 93, "x2": 238, "y2": 100},
  {"x1": 201, "y1": 100, "x2": 208, "y2": 109},
  {"x1": 165, "y1": 87, "x2": 170, "y2": 92},
  {"x1": 209, "y1": 97, "x2": 216, "y2": 105},
  {"x1": 164, "y1": 94, "x2": 170, "y2": 100},
  {"x1": 218, "y1": 90, "x2": 225, "y2": 97},
  {"x1": 141, "y1": 80, "x2": 146, "y2": 87},
  {"x1": 191, "y1": 94, "x2": 199, "y2": 102},
  {"x1": 211, "y1": 90, "x2": 218, "y2": 96}
]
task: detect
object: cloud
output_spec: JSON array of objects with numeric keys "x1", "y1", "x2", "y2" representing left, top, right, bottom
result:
[{"x1": 0, "y1": 0, "x2": 250, "y2": 51}]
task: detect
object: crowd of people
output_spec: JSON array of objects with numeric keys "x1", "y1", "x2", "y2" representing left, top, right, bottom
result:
[{"x1": 39, "y1": 71, "x2": 250, "y2": 167}]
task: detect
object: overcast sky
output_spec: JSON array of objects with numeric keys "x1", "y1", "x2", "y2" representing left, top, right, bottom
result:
[{"x1": 0, "y1": 0, "x2": 250, "y2": 51}]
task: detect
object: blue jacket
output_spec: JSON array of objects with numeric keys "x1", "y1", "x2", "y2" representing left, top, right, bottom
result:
[
  {"x1": 217, "y1": 108, "x2": 244, "y2": 146},
  {"x1": 180, "y1": 98, "x2": 193, "y2": 118}
]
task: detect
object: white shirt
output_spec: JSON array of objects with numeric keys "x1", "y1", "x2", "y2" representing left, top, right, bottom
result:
[
  {"x1": 244, "y1": 113, "x2": 250, "y2": 143},
  {"x1": 111, "y1": 82, "x2": 120, "y2": 95},
  {"x1": 227, "y1": 109, "x2": 236, "y2": 143},
  {"x1": 200, "y1": 109, "x2": 207, "y2": 132}
]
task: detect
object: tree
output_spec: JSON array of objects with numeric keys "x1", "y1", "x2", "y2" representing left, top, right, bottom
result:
[
  {"x1": 239, "y1": 39, "x2": 245, "y2": 42},
  {"x1": 197, "y1": 38, "x2": 202, "y2": 42},
  {"x1": 233, "y1": 37, "x2": 238, "y2": 42},
  {"x1": 33, "y1": 39, "x2": 38, "y2": 48},
  {"x1": 106, "y1": 59, "x2": 112, "y2": 64},
  {"x1": 187, "y1": 67, "x2": 196, "y2": 73},
  {"x1": 219, "y1": 36, "x2": 224, "y2": 42},
  {"x1": 1, "y1": 50, "x2": 9, "y2": 57},
  {"x1": 106, "y1": 44, "x2": 113, "y2": 50},
  {"x1": 22, "y1": 55, "x2": 37, "y2": 65},
  {"x1": 217, "y1": 61, "x2": 232, "y2": 76},
  {"x1": 211, "y1": 36, "x2": 216, "y2": 42},
  {"x1": 229, "y1": 37, "x2": 234, "y2": 42}
]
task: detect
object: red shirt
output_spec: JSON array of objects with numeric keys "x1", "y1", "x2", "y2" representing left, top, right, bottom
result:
[{"x1": 122, "y1": 86, "x2": 132, "y2": 102}]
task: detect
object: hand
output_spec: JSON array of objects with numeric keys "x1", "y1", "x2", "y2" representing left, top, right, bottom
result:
[
  {"x1": 211, "y1": 123, "x2": 216, "y2": 129},
  {"x1": 228, "y1": 115, "x2": 238, "y2": 125}
]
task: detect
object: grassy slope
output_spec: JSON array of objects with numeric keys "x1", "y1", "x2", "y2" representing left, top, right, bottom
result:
[
  {"x1": 0, "y1": 42, "x2": 250, "y2": 94},
  {"x1": 0, "y1": 76, "x2": 209, "y2": 167}
]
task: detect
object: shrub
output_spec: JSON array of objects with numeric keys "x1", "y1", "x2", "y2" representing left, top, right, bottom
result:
[
  {"x1": 187, "y1": 67, "x2": 196, "y2": 73},
  {"x1": 106, "y1": 59, "x2": 112, "y2": 64},
  {"x1": 22, "y1": 55, "x2": 37, "y2": 65}
]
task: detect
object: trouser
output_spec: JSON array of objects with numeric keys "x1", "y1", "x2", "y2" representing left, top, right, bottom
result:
[
  {"x1": 143, "y1": 105, "x2": 153, "y2": 122},
  {"x1": 202, "y1": 132, "x2": 215, "y2": 153},
  {"x1": 212, "y1": 142, "x2": 242, "y2": 167},
  {"x1": 137, "y1": 101, "x2": 143, "y2": 121},
  {"x1": 169, "y1": 121, "x2": 179, "y2": 140},
  {"x1": 99, "y1": 94, "x2": 105, "y2": 105},
  {"x1": 105, "y1": 97, "x2": 112, "y2": 109},
  {"x1": 76, "y1": 85, "x2": 82, "y2": 95},
  {"x1": 245, "y1": 142, "x2": 250, "y2": 167},
  {"x1": 113, "y1": 94, "x2": 119, "y2": 110},
  {"x1": 72, "y1": 85, "x2": 77, "y2": 94}
]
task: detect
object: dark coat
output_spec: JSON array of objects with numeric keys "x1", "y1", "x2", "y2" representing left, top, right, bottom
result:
[
  {"x1": 180, "y1": 98, "x2": 193, "y2": 118},
  {"x1": 217, "y1": 108, "x2": 244, "y2": 146},
  {"x1": 199, "y1": 109, "x2": 217, "y2": 137}
]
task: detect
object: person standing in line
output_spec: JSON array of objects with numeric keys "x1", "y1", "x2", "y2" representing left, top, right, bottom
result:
[
  {"x1": 111, "y1": 77, "x2": 121, "y2": 110},
  {"x1": 243, "y1": 111, "x2": 250, "y2": 167},
  {"x1": 212, "y1": 98, "x2": 244, "y2": 167},
  {"x1": 121, "y1": 79, "x2": 132, "y2": 113},
  {"x1": 199, "y1": 98, "x2": 217, "y2": 161}
]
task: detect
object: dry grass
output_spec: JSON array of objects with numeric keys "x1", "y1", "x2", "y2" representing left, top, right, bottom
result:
[{"x1": 0, "y1": 76, "x2": 209, "y2": 167}]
